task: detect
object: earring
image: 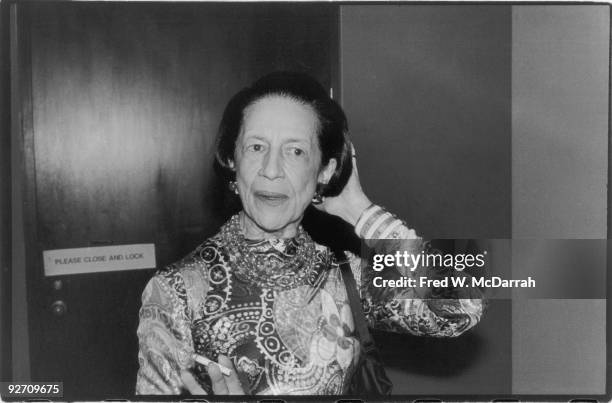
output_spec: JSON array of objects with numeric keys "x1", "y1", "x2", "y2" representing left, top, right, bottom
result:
[
  {"x1": 311, "y1": 191, "x2": 324, "y2": 205},
  {"x1": 228, "y1": 181, "x2": 239, "y2": 195}
]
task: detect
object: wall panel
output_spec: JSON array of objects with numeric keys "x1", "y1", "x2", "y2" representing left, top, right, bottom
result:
[
  {"x1": 340, "y1": 5, "x2": 512, "y2": 394},
  {"x1": 511, "y1": 6, "x2": 608, "y2": 394}
]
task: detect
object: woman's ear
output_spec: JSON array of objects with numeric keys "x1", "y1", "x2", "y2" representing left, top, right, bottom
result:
[{"x1": 318, "y1": 158, "x2": 337, "y2": 185}]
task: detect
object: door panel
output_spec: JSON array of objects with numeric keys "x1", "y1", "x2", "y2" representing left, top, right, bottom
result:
[{"x1": 20, "y1": 3, "x2": 336, "y2": 398}]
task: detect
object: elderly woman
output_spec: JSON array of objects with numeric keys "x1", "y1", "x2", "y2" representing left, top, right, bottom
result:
[{"x1": 135, "y1": 72, "x2": 484, "y2": 395}]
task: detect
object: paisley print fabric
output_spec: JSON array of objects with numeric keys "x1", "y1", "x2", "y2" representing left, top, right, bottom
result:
[{"x1": 136, "y1": 207, "x2": 485, "y2": 395}]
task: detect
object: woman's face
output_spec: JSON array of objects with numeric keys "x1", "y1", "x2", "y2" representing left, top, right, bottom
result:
[{"x1": 231, "y1": 95, "x2": 336, "y2": 238}]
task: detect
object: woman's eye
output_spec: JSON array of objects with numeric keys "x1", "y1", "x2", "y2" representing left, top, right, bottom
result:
[
  {"x1": 290, "y1": 147, "x2": 305, "y2": 157},
  {"x1": 247, "y1": 144, "x2": 264, "y2": 152}
]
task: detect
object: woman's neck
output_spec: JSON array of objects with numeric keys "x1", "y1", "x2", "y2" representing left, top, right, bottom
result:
[{"x1": 240, "y1": 211, "x2": 300, "y2": 240}]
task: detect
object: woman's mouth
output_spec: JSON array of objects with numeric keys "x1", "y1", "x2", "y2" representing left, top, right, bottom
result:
[{"x1": 254, "y1": 191, "x2": 289, "y2": 206}]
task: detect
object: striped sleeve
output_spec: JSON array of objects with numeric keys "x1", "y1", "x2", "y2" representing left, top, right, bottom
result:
[{"x1": 349, "y1": 205, "x2": 485, "y2": 337}]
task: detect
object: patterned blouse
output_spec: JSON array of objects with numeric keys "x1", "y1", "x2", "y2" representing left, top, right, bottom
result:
[{"x1": 135, "y1": 205, "x2": 485, "y2": 395}]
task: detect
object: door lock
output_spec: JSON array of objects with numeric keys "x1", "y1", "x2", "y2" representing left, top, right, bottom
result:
[{"x1": 50, "y1": 300, "x2": 67, "y2": 316}]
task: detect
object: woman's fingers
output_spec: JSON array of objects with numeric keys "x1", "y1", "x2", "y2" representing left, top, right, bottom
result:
[
  {"x1": 180, "y1": 370, "x2": 208, "y2": 395},
  {"x1": 207, "y1": 362, "x2": 229, "y2": 395},
  {"x1": 180, "y1": 353, "x2": 244, "y2": 395},
  {"x1": 208, "y1": 355, "x2": 244, "y2": 395},
  {"x1": 217, "y1": 355, "x2": 244, "y2": 394}
]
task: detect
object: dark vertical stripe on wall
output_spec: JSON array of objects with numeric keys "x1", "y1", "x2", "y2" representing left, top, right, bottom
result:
[
  {"x1": 0, "y1": 0, "x2": 12, "y2": 382},
  {"x1": 341, "y1": 5, "x2": 511, "y2": 240},
  {"x1": 340, "y1": 5, "x2": 512, "y2": 395}
]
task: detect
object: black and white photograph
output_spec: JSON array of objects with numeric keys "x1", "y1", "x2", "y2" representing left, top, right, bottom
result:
[{"x1": 0, "y1": 2, "x2": 609, "y2": 401}]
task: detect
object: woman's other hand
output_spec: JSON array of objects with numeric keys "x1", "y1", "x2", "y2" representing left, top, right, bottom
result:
[
  {"x1": 315, "y1": 143, "x2": 373, "y2": 227},
  {"x1": 180, "y1": 355, "x2": 244, "y2": 395}
]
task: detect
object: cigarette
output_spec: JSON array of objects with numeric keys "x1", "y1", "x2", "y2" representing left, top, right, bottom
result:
[{"x1": 191, "y1": 353, "x2": 232, "y2": 376}]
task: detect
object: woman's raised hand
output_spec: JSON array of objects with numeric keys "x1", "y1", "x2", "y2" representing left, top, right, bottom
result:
[
  {"x1": 315, "y1": 143, "x2": 373, "y2": 227},
  {"x1": 180, "y1": 355, "x2": 245, "y2": 395}
]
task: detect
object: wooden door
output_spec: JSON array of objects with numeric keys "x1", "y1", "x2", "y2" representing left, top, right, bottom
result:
[{"x1": 15, "y1": 3, "x2": 336, "y2": 398}]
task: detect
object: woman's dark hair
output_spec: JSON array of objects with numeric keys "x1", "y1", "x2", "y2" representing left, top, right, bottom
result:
[{"x1": 215, "y1": 71, "x2": 352, "y2": 197}]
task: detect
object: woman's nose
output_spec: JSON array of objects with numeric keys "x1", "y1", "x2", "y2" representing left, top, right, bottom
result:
[{"x1": 259, "y1": 150, "x2": 284, "y2": 179}]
